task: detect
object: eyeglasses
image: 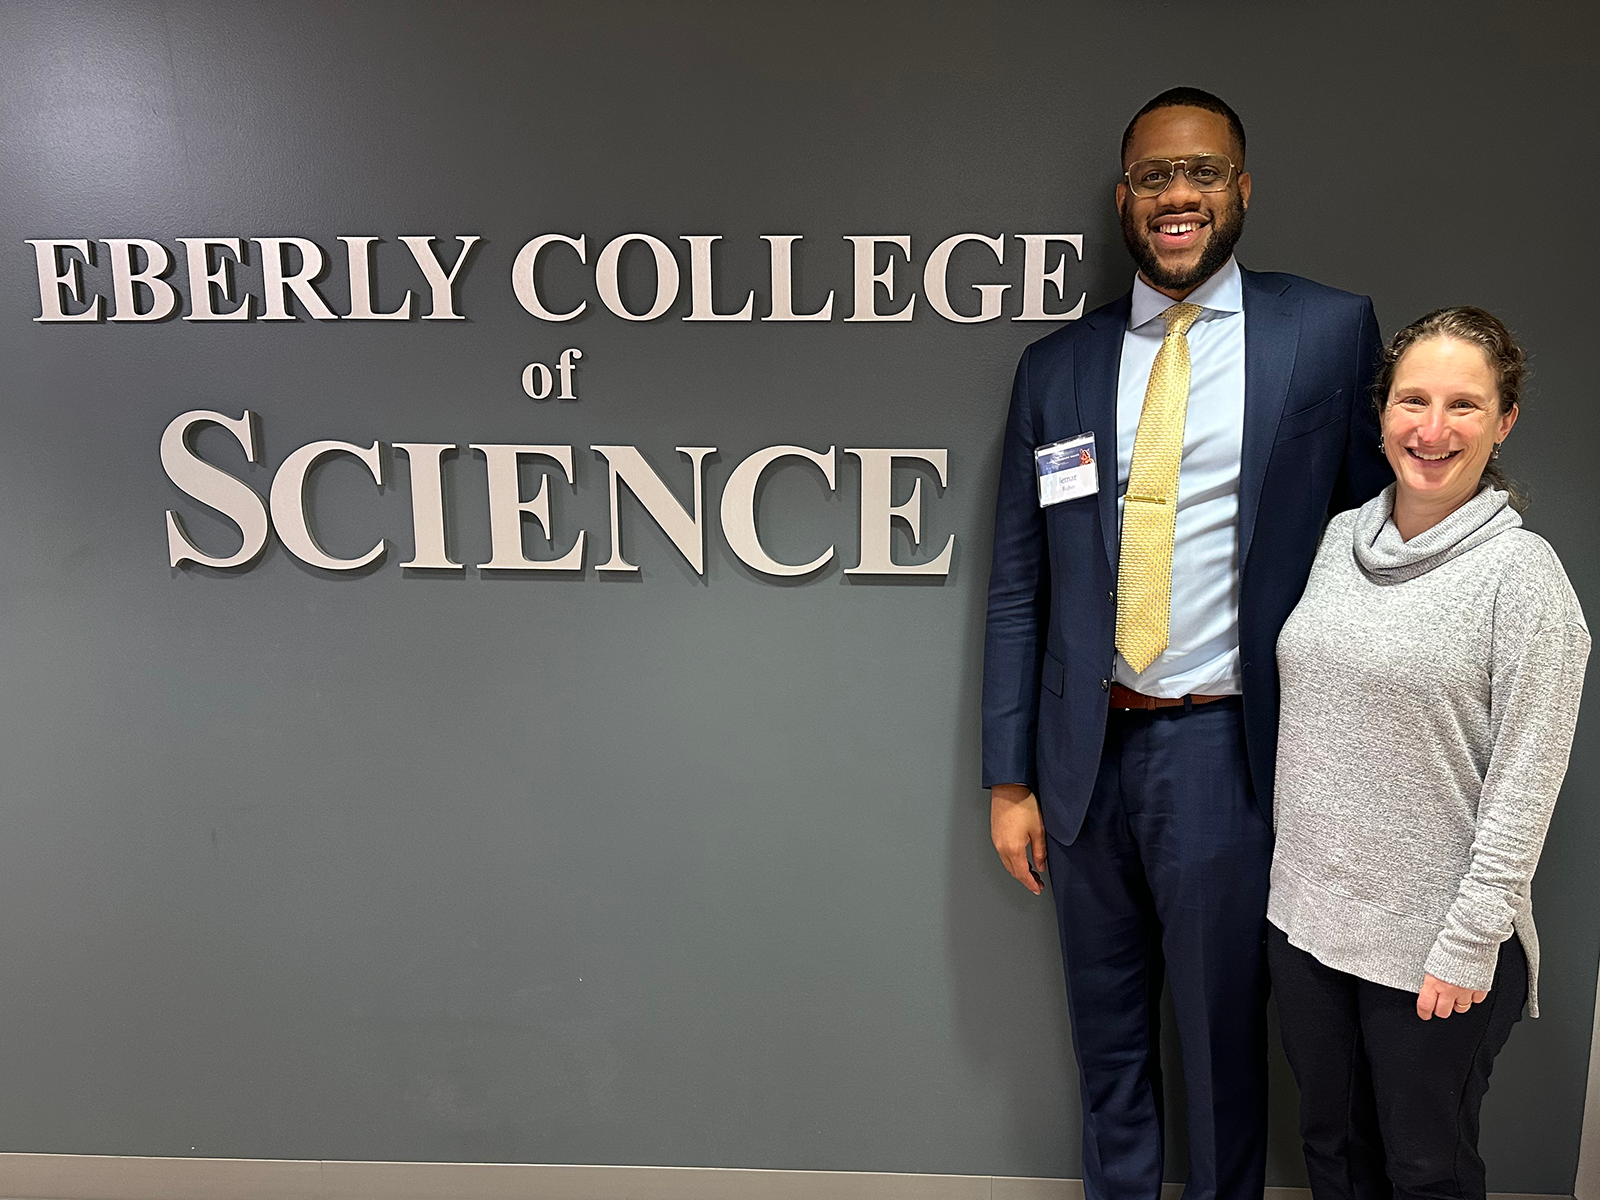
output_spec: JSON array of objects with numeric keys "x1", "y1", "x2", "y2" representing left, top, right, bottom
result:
[{"x1": 1123, "y1": 154, "x2": 1237, "y2": 199}]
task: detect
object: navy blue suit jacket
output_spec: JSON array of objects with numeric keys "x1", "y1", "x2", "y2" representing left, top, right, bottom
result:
[{"x1": 981, "y1": 269, "x2": 1392, "y2": 843}]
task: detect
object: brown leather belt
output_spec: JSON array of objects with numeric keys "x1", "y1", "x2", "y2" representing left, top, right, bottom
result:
[{"x1": 1108, "y1": 683, "x2": 1231, "y2": 711}]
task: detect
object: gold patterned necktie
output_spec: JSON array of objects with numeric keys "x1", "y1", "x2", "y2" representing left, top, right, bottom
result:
[{"x1": 1115, "y1": 301, "x2": 1204, "y2": 674}]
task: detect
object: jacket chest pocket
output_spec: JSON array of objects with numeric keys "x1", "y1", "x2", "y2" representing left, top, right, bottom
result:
[{"x1": 1275, "y1": 388, "x2": 1346, "y2": 443}]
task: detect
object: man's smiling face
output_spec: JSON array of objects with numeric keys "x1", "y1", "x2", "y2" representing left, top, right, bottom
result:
[{"x1": 1116, "y1": 106, "x2": 1251, "y2": 299}]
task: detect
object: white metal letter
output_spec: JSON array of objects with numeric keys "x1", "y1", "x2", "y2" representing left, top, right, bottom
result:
[
  {"x1": 106, "y1": 238, "x2": 178, "y2": 321},
  {"x1": 761, "y1": 235, "x2": 832, "y2": 321},
  {"x1": 1015, "y1": 234, "x2": 1086, "y2": 321},
  {"x1": 681, "y1": 235, "x2": 754, "y2": 321},
  {"x1": 593, "y1": 445, "x2": 715, "y2": 573},
  {"x1": 340, "y1": 236, "x2": 413, "y2": 319},
  {"x1": 256, "y1": 237, "x2": 339, "y2": 321},
  {"x1": 393, "y1": 443, "x2": 461, "y2": 569},
  {"x1": 400, "y1": 235, "x2": 480, "y2": 320},
  {"x1": 555, "y1": 348, "x2": 583, "y2": 399},
  {"x1": 923, "y1": 233, "x2": 1008, "y2": 323},
  {"x1": 178, "y1": 238, "x2": 251, "y2": 321},
  {"x1": 269, "y1": 440, "x2": 386, "y2": 570},
  {"x1": 522, "y1": 362, "x2": 554, "y2": 400},
  {"x1": 161, "y1": 409, "x2": 269, "y2": 569},
  {"x1": 27, "y1": 239, "x2": 101, "y2": 322},
  {"x1": 595, "y1": 234, "x2": 680, "y2": 321},
  {"x1": 509, "y1": 234, "x2": 587, "y2": 321},
  {"x1": 844, "y1": 448, "x2": 954, "y2": 576},
  {"x1": 844, "y1": 235, "x2": 914, "y2": 322},
  {"x1": 720, "y1": 445, "x2": 836, "y2": 577},
  {"x1": 472, "y1": 444, "x2": 586, "y2": 570}
]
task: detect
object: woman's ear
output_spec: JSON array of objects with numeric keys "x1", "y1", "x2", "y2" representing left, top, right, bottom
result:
[{"x1": 1498, "y1": 402, "x2": 1520, "y2": 443}]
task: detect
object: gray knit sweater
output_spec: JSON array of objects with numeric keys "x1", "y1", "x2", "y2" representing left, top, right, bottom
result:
[{"x1": 1268, "y1": 485, "x2": 1589, "y2": 1015}]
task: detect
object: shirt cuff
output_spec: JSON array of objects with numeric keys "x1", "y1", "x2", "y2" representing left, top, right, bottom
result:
[{"x1": 1423, "y1": 938, "x2": 1501, "y2": 993}]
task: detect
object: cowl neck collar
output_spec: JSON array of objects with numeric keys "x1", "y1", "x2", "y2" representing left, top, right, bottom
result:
[{"x1": 1351, "y1": 483, "x2": 1521, "y2": 583}]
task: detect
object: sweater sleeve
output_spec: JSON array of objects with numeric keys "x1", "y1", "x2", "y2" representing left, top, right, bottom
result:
[{"x1": 1424, "y1": 545, "x2": 1591, "y2": 991}]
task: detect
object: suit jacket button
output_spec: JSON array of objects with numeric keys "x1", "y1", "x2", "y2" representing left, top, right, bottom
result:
[
  {"x1": 1108, "y1": 590, "x2": 1115, "y2": 600},
  {"x1": 1100, "y1": 678, "x2": 1109, "y2": 691}
]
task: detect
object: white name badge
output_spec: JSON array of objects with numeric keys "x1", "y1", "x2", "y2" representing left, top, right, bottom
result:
[{"x1": 1035, "y1": 433, "x2": 1099, "y2": 507}]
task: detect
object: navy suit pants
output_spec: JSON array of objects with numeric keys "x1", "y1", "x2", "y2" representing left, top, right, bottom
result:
[{"x1": 1045, "y1": 697, "x2": 1272, "y2": 1200}]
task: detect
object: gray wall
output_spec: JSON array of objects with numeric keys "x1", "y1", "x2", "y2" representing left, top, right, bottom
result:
[{"x1": 1, "y1": 0, "x2": 1595, "y2": 1191}]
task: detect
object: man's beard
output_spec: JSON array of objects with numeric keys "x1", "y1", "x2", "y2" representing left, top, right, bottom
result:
[{"x1": 1122, "y1": 189, "x2": 1246, "y2": 293}]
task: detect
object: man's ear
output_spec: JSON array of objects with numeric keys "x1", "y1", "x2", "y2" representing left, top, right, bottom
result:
[
  {"x1": 1115, "y1": 180, "x2": 1128, "y2": 215},
  {"x1": 1238, "y1": 170, "x2": 1252, "y2": 212}
]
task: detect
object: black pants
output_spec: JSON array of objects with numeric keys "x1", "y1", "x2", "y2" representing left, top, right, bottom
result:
[{"x1": 1266, "y1": 923, "x2": 1526, "y2": 1200}]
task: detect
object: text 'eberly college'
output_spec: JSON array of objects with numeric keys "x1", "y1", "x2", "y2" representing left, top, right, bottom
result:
[{"x1": 25, "y1": 232, "x2": 1086, "y2": 323}]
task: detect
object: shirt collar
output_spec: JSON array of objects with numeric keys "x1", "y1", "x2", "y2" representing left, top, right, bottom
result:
[{"x1": 1129, "y1": 256, "x2": 1243, "y2": 330}]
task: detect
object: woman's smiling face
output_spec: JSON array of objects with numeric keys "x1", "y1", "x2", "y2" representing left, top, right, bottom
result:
[{"x1": 1382, "y1": 335, "x2": 1519, "y2": 516}]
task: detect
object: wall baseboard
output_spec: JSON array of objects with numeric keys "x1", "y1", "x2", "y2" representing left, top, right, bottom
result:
[{"x1": 0, "y1": 1155, "x2": 1573, "y2": 1200}]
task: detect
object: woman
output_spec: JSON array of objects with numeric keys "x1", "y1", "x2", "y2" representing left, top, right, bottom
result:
[{"x1": 1266, "y1": 307, "x2": 1589, "y2": 1198}]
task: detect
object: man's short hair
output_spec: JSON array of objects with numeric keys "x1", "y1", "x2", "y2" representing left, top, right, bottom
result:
[{"x1": 1121, "y1": 87, "x2": 1247, "y2": 167}]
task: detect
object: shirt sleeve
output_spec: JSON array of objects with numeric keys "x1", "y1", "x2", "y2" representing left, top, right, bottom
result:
[{"x1": 1424, "y1": 548, "x2": 1591, "y2": 991}]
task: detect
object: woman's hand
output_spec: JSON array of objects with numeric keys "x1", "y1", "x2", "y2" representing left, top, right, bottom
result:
[{"x1": 1417, "y1": 973, "x2": 1490, "y2": 1020}]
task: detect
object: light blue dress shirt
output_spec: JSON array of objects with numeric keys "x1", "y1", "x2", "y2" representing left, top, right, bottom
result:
[{"x1": 1112, "y1": 257, "x2": 1245, "y2": 697}]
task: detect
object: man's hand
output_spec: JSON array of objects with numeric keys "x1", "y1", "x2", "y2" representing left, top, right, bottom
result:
[
  {"x1": 1416, "y1": 973, "x2": 1489, "y2": 1020},
  {"x1": 991, "y1": 784, "x2": 1048, "y2": 896}
]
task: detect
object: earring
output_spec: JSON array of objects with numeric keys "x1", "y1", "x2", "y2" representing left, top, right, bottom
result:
[{"x1": 1492, "y1": 443, "x2": 1502, "y2": 460}]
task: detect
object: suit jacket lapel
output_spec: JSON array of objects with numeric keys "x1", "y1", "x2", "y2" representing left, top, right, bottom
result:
[
  {"x1": 1075, "y1": 291, "x2": 1130, "y2": 573},
  {"x1": 1238, "y1": 270, "x2": 1300, "y2": 569}
]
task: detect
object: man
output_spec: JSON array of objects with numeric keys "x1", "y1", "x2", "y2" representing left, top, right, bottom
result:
[{"x1": 981, "y1": 88, "x2": 1391, "y2": 1200}]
